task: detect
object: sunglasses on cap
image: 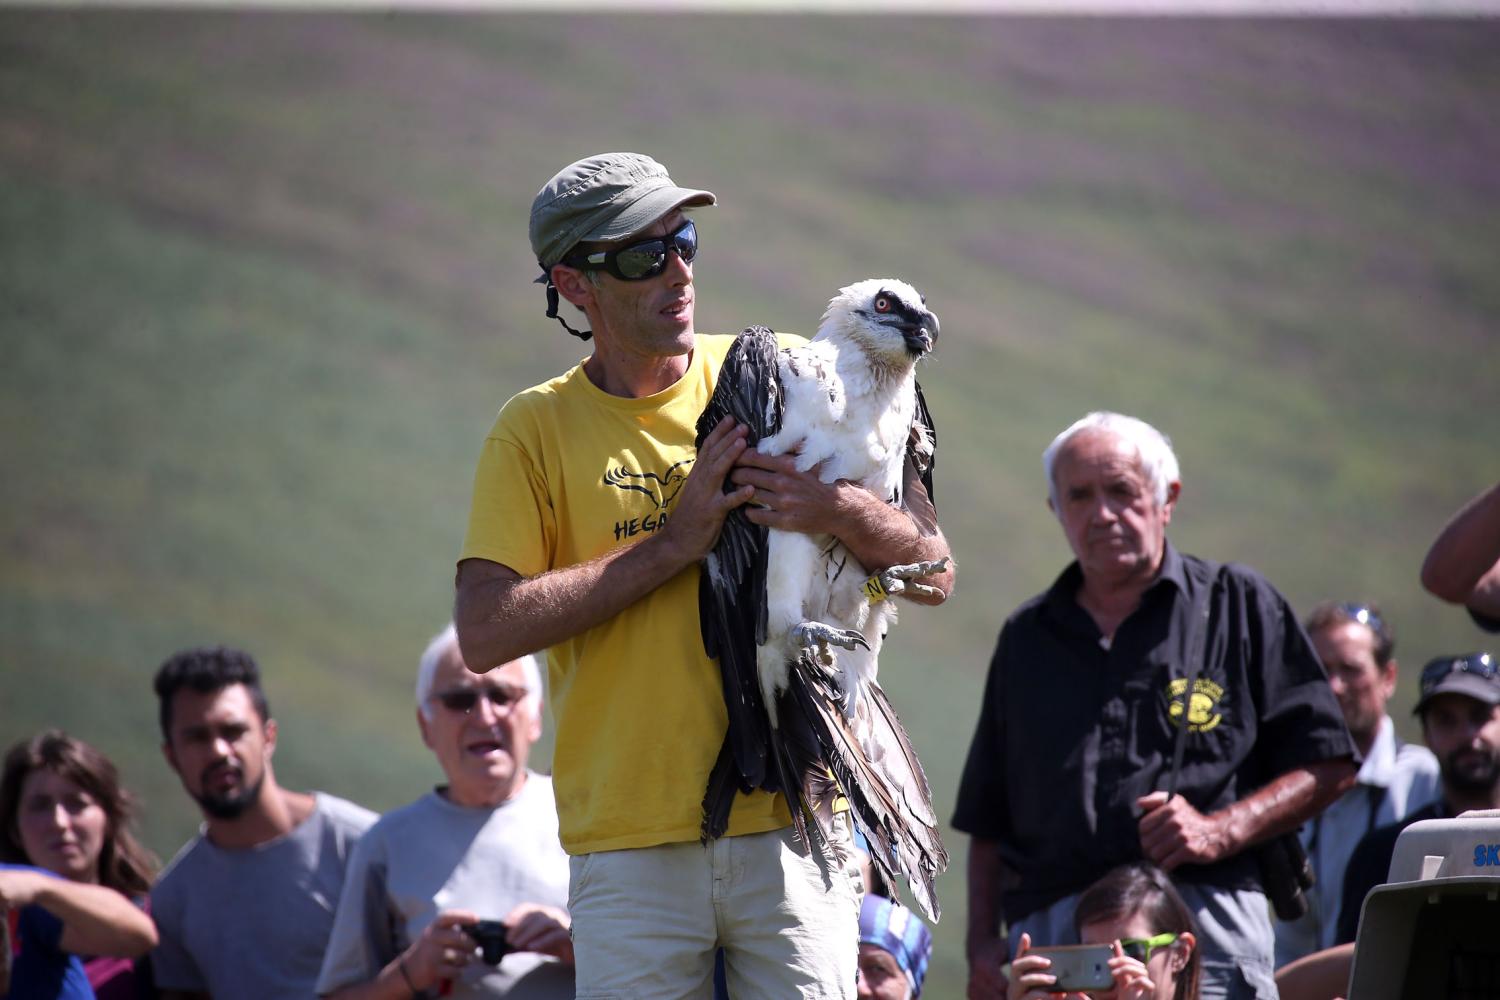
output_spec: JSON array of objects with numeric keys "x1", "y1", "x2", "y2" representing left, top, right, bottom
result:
[
  {"x1": 1119, "y1": 932, "x2": 1179, "y2": 963},
  {"x1": 430, "y1": 683, "x2": 527, "y2": 715},
  {"x1": 1420, "y1": 652, "x2": 1498, "y2": 694},
  {"x1": 563, "y1": 219, "x2": 699, "y2": 281}
]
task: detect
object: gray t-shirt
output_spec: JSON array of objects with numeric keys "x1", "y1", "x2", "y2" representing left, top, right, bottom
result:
[
  {"x1": 316, "y1": 773, "x2": 573, "y2": 999},
  {"x1": 151, "y1": 792, "x2": 377, "y2": 999}
]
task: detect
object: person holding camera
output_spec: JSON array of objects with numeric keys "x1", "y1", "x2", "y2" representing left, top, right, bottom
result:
[
  {"x1": 1009, "y1": 863, "x2": 1201, "y2": 1000},
  {"x1": 953, "y1": 412, "x2": 1357, "y2": 1000},
  {"x1": 316, "y1": 625, "x2": 573, "y2": 1000}
]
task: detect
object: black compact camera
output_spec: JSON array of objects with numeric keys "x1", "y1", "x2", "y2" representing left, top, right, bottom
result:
[
  {"x1": 464, "y1": 919, "x2": 512, "y2": 965},
  {"x1": 1255, "y1": 831, "x2": 1315, "y2": 921}
]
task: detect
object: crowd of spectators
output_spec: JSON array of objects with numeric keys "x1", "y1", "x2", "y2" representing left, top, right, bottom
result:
[
  {"x1": 5, "y1": 148, "x2": 1497, "y2": 1000},
  {"x1": 7, "y1": 461, "x2": 1492, "y2": 999}
]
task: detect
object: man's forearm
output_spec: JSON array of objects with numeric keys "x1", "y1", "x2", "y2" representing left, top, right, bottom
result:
[
  {"x1": 965, "y1": 837, "x2": 1007, "y2": 963},
  {"x1": 456, "y1": 416, "x2": 756, "y2": 672},
  {"x1": 1422, "y1": 479, "x2": 1500, "y2": 612},
  {"x1": 34, "y1": 877, "x2": 158, "y2": 958},
  {"x1": 829, "y1": 482, "x2": 955, "y2": 606},
  {"x1": 324, "y1": 962, "x2": 414, "y2": 1000},
  {"x1": 1215, "y1": 758, "x2": 1357, "y2": 856},
  {"x1": 455, "y1": 534, "x2": 697, "y2": 672}
]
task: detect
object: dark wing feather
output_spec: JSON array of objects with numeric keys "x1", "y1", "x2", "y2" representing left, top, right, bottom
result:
[
  {"x1": 910, "y1": 379, "x2": 936, "y2": 501},
  {"x1": 697, "y1": 326, "x2": 784, "y2": 839},
  {"x1": 783, "y1": 655, "x2": 949, "y2": 923},
  {"x1": 892, "y1": 380, "x2": 937, "y2": 512}
]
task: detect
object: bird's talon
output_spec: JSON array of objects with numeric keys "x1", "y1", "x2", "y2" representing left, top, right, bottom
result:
[
  {"x1": 792, "y1": 621, "x2": 870, "y2": 660},
  {"x1": 877, "y1": 557, "x2": 951, "y2": 595}
]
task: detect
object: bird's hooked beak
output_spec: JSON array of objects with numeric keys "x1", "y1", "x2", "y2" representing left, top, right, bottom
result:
[{"x1": 902, "y1": 308, "x2": 939, "y2": 357}]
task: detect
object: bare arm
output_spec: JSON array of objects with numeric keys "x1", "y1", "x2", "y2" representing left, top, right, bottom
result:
[
  {"x1": 325, "y1": 909, "x2": 482, "y2": 1000},
  {"x1": 455, "y1": 418, "x2": 755, "y2": 672},
  {"x1": 0, "y1": 868, "x2": 157, "y2": 958},
  {"x1": 1421, "y1": 479, "x2": 1500, "y2": 618},
  {"x1": 731, "y1": 451, "x2": 955, "y2": 605},
  {"x1": 966, "y1": 837, "x2": 1011, "y2": 1000},
  {"x1": 1136, "y1": 757, "x2": 1356, "y2": 871}
]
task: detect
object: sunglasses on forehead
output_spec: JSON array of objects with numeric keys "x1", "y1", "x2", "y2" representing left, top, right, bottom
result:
[
  {"x1": 1336, "y1": 602, "x2": 1389, "y2": 641},
  {"x1": 1119, "y1": 932, "x2": 1178, "y2": 963},
  {"x1": 431, "y1": 684, "x2": 527, "y2": 714},
  {"x1": 1420, "y1": 652, "x2": 1498, "y2": 693},
  {"x1": 563, "y1": 219, "x2": 699, "y2": 281}
]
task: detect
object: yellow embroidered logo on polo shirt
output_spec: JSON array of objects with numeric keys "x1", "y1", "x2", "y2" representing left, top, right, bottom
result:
[{"x1": 1166, "y1": 677, "x2": 1224, "y2": 733}]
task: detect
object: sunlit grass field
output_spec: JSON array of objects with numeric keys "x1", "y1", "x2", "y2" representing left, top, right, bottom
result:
[{"x1": 3, "y1": 13, "x2": 1498, "y2": 994}]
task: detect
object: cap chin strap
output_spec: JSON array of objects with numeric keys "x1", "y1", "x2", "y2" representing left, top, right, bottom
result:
[{"x1": 539, "y1": 266, "x2": 593, "y2": 341}]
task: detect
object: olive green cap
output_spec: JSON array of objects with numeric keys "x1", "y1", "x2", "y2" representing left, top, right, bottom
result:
[{"x1": 529, "y1": 152, "x2": 716, "y2": 270}]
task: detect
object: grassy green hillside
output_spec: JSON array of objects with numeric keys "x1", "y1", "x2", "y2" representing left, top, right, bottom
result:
[{"x1": 2, "y1": 13, "x2": 1498, "y2": 994}]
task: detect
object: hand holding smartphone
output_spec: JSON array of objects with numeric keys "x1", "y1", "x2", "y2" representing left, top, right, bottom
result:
[{"x1": 1025, "y1": 943, "x2": 1116, "y2": 993}]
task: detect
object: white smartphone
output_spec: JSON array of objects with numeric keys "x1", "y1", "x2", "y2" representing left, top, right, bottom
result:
[{"x1": 1029, "y1": 943, "x2": 1116, "y2": 992}]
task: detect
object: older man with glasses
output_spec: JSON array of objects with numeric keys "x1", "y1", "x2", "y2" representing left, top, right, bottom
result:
[
  {"x1": 1272, "y1": 602, "x2": 1440, "y2": 967},
  {"x1": 1336, "y1": 651, "x2": 1500, "y2": 945},
  {"x1": 316, "y1": 625, "x2": 573, "y2": 1000},
  {"x1": 453, "y1": 152, "x2": 954, "y2": 998}
]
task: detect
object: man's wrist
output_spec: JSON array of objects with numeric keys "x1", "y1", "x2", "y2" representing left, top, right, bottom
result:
[
  {"x1": 1209, "y1": 803, "x2": 1249, "y2": 860},
  {"x1": 396, "y1": 955, "x2": 420, "y2": 997}
]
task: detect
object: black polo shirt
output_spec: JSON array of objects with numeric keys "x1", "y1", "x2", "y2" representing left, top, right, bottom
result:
[{"x1": 952, "y1": 542, "x2": 1356, "y2": 924}]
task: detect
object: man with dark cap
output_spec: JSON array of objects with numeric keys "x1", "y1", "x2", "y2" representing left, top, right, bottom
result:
[
  {"x1": 453, "y1": 152, "x2": 953, "y2": 997},
  {"x1": 1336, "y1": 651, "x2": 1500, "y2": 944}
]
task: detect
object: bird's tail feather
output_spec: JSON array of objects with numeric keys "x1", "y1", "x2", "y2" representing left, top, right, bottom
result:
[
  {"x1": 767, "y1": 670, "x2": 846, "y2": 873},
  {"x1": 784, "y1": 654, "x2": 948, "y2": 922}
]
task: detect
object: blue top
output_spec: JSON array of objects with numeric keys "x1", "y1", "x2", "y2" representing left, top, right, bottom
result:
[{"x1": 3, "y1": 862, "x2": 97, "y2": 999}]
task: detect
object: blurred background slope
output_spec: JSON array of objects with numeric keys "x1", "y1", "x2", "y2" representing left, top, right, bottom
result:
[{"x1": 2, "y1": 12, "x2": 1497, "y2": 993}]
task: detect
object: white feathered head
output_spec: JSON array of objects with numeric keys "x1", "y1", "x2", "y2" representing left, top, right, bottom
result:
[{"x1": 817, "y1": 278, "x2": 939, "y2": 367}]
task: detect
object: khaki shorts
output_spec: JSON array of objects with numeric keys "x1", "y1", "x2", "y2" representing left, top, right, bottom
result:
[{"x1": 568, "y1": 821, "x2": 862, "y2": 999}]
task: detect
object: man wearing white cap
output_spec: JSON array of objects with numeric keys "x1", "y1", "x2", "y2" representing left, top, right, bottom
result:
[{"x1": 453, "y1": 153, "x2": 954, "y2": 998}]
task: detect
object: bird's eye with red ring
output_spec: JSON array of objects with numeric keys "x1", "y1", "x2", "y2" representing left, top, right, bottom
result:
[{"x1": 874, "y1": 296, "x2": 892, "y2": 313}]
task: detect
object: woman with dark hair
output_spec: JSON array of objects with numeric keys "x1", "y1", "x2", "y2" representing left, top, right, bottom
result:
[
  {"x1": 1008, "y1": 862, "x2": 1201, "y2": 1000},
  {"x1": 1, "y1": 730, "x2": 159, "y2": 999}
]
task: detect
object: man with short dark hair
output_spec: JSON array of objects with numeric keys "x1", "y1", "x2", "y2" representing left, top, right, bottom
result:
[
  {"x1": 953, "y1": 411, "x2": 1357, "y2": 1000},
  {"x1": 454, "y1": 152, "x2": 953, "y2": 998},
  {"x1": 150, "y1": 646, "x2": 376, "y2": 1000},
  {"x1": 317, "y1": 625, "x2": 572, "y2": 999},
  {"x1": 1273, "y1": 602, "x2": 1439, "y2": 965},
  {"x1": 1336, "y1": 651, "x2": 1500, "y2": 944}
]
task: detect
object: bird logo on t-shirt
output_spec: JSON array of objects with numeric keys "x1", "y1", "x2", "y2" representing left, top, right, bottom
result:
[{"x1": 602, "y1": 459, "x2": 692, "y2": 510}]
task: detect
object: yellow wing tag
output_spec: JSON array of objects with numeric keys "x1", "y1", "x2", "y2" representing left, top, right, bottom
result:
[{"x1": 863, "y1": 574, "x2": 888, "y2": 604}]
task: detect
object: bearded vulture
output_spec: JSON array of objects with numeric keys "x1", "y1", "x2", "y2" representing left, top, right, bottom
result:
[{"x1": 695, "y1": 278, "x2": 950, "y2": 921}]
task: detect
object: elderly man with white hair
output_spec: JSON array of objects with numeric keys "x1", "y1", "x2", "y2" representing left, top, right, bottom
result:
[
  {"x1": 953, "y1": 411, "x2": 1357, "y2": 1000},
  {"x1": 317, "y1": 625, "x2": 573, "y2": 1000}
]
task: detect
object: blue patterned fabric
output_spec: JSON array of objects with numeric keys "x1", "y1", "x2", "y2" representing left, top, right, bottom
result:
[{"x1": 858, "y1": 893, "x2": 932, "y2": 997}]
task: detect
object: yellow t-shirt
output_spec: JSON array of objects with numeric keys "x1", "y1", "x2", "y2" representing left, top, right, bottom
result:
[{"x1": 460, "y1": 333, "x2": 798, "y2": 855}]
